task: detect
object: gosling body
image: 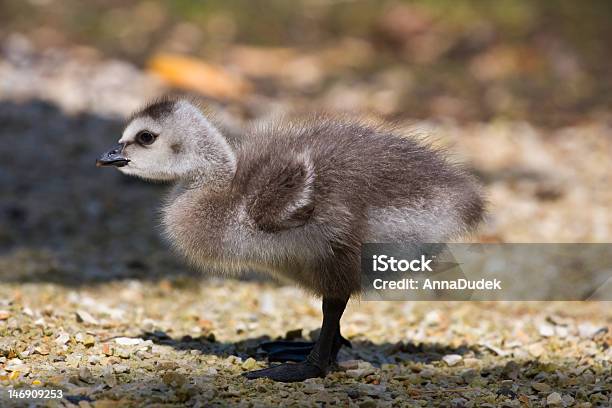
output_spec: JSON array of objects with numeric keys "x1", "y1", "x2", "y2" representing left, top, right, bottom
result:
[
  {"x1": 97, "y1": 98, "x2": 484, "y2": 382},
  {"x1": 162, "y1": 117, "x2": 482, "y2": 299}
]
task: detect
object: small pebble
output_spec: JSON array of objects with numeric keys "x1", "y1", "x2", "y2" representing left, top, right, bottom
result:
[
  {"x1": 578, "y1": 323, "x2": 604, "y2": 338},
  {"x1": 538, "y1": 324, "x2": 555, "y2": 337},
  {"x1": 75, "y1": 310, "x2": 99, "y2": 325},
  {"x1": 66, "y1": 354, "x2": 81, "y2": 368},
  {"x1": 451, "y1": 397, "x2": 468, "y2": 408},
  {"x1": 346, "y1": 368, "x2": 373, "y2": 379},
  {"x1": 546, "y1": 392, "x2": 563, "y2": 406},
  {"x1": 78, "y1": 367, "x2": 94, "y2": 383},
  {"x1": 554, "y1": 326, "x2": 568, "y2": 337},
  {"x1": 55, "y1": 333, "x2": 70, "y2": 345},
  {"x1": 82, "y1": 335, "x2": 95, "y2": 347},
  {"x1": 532, "y1": 382, "x2": 551, "y2": 392},
  {"x1": 338, "y1": 359, "x2": 360, "y2": 370},
  {"x1": 104, "y1": 373, "x2": 118, "y2": 388},
  {"x1": 502, "y1": 361, "x2": 520, "y2": 380},
  {"x1": 162, "y1": 371, "x2": 186, "y2": 387},
  {"x1": 527, "y1": 343, "x2": 545, "y2": 357},
  {"x1": 359, "y1": 400, "x2": 377, "y2": 408},
  {"x1": 204, "y1": 367, "x2": 218, "y2": 376},
  {"x1": 102, "y1": 344, "x2": 113, "y2": 356},
  {"x1": 241, "y1": 357, "x2": 257, "y2": 370},
  {"x1": 114, "y1": 337, "x2": 142, "y2": 346},
  {"x1": 442, "y1": 354, "x2": 463, "y2": 367},
  {"x1": 303, "y1": 381, "x2": 325, "y2": 394},
  {"x1": 358, "y1": 383, "x2": 386, "y2": 397},
  {"x1": 420, "y1": 368, "x2": 435, "y2": 379},
  {"x1": 113, "y1": 364, "x2": 130, "y2": 374},
  {"x1": 562, "y1": 394, "x2": 575, "y2": 405},
  {"x1": 157, "y1": 360, "x2": 180, "y2": 371}
]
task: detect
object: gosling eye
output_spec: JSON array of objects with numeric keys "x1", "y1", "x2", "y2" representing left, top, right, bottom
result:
[{"x1": 136, "y1": 131, "x2": 157, "y2": 146}]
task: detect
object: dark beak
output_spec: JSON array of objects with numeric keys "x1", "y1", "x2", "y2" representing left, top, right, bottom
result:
[{"x1": 96, "y1": 144, "x2": 130, "y2": 167}]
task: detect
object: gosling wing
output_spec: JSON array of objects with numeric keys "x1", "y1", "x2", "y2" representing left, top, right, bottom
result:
[{"x1": 244, "y1": 153, "x2": 315, "y2": 233}]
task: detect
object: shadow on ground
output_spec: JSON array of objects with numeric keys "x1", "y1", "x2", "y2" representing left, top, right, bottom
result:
[
  {"x1": 137, "y1": 331, "x2": 480, "y2": 366},
  {"x1": 0, "y1": 99, "x2": 275, "y2": 286},
  {"x1": 0, "y1": 99, "x2": 193, "y2": 284}
]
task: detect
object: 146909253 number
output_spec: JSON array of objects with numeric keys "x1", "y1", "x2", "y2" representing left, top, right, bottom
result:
[{"x1": 8, "y1": 389, "x2": 63, "y2": 399}]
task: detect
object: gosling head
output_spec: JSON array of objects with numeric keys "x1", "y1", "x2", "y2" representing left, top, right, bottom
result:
[{"x1": 97, "y1": 98, "x2": 235, "y2": 184}]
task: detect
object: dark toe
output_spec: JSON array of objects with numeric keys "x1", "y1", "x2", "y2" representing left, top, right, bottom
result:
[
  {"x1": 242, "y1": 362, "x2": 323, "y2": 382},
  {"x1": 259, "y1": 341, "x2": 315, "y2": 353},
  {"x1": 267, "y1": 349, "x2": 311, "y2": 362},
  {"x1": 259, "y1": 340, "x2": 316, "y2": 362}
]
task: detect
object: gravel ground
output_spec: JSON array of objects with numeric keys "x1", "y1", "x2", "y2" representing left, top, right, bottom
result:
[
  {"x1": 0, "y1": 281, "x2": 610, "y2": 407},
  {"x1": 0, "y1": 40, "x2": 610, "y2": 407}
]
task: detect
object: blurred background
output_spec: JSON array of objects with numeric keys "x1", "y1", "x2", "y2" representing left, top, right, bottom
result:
[
  {"x1": 2, "y1": 0, "x2": 612, "y2": 125},
  {"x1": 1, "y1": 0, "x2": 611, "y2": 283},
  {"x1": 0, "y1": 2, "x2": 610, "y2": 406}
]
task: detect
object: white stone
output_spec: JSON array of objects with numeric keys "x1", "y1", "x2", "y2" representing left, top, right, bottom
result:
[
  {"x1": 546, "y1": 392, "x2": 563, "y2": 406},
  {"x1": 442, "y1": 354, "x2": 463, "y2": 367},
  {"x1": 113, "y1": 364, "x2": 130, "y2": 374},
  {"x1": 338, "y1": 359, "x2": 360, "y2": 370},
  {"x1": 55, "y1": 332, "x2": 70, "y2": 345},
  {"x1": 538, "y1": 324, "x2": 555, "y2": 337},
  {"x1": 76, "y1": 310, "x2": 99, "y2": 325},
  {"x1": 114, "y1": 337, "x2": 143, "y2": 346}
]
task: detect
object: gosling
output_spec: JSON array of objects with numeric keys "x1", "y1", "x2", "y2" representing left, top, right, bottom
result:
[{"x1": 97, "y1": 97, "x2": 484, "y2": 382}]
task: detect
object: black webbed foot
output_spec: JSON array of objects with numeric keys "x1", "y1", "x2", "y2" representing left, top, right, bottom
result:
[
  {"x1": 246, "y1": 296, "x2": 350, "y2": 382},
  {"x1": 259, "y1": 341, "x2": 315, "y2": 362},
  {"x1": 259, "y1": 333, "x2": 352, "y2": 363},
  {"x1": 242, "y1": 361, "x2": 323, "y2": 382}
]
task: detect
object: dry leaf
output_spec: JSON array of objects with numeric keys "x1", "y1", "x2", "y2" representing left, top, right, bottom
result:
[{"x1": 148, "y1": 53, "x2": 252, "y2": 100}]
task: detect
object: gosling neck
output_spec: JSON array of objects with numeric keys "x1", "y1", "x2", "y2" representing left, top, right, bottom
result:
[{"x1": 180, "y1": 134, "x2": 237, "y2": 192}]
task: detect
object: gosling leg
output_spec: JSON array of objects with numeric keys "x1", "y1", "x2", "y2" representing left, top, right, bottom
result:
[{"x1": 243, "y1": 296, "x2": 349, "y2": 382}]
